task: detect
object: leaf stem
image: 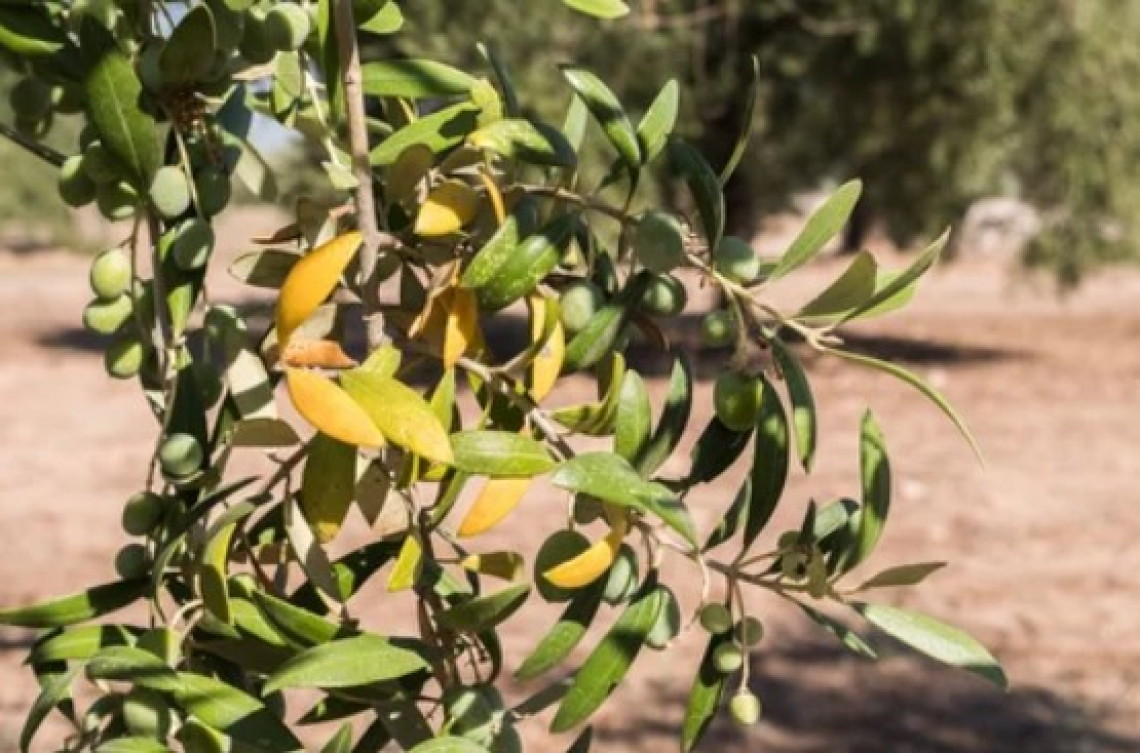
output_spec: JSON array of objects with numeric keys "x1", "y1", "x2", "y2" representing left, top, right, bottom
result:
[{"x1": 0, "y1": 123, "x2": 65, "y2": 168}]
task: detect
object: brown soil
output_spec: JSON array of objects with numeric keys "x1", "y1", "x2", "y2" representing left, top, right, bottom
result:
[{"x1": 1, "y1": 213, "x2": 1138, "y2": 752}]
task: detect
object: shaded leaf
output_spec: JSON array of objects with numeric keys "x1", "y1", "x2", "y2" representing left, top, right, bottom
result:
[
  {"x1": 669, "y1": 138, "x2": 724, "y2": 252},
  {"x1": 636, "y1": 79, "x2": 679, "y2": 163},
  {"x1": 680, "y1": 633, "x2": 730, "y2": 753},
  {"x1": 85, "y1": 46, "x2": 160, "y2": 188},
  {"x1": 371, "y1": 103, "x2": 481, "y2": 165},
  {"x1": 742, "y1": 376, "x2": 790, "y2": 548},
  {"x1": 719, "y1": 55, "x2": 760, "y2": 186},
  {"x1": 300, "y1": 433, "x2": 358, "y2": 543},
  {"x1": 515, "y1": 581, "x2": 605, "y2": 680},
  {"x1": 560, "y1": 66, "x2": 641, "y2": 166},
  {"x1": 855, "y1": 562, "x2": 947, "y2": 592},
  {"x1": 436, "y1": 584, "x2": 530, "y2": 632},
  {"x1": 772, "y1": 339, "x2": 818, "y2": 471}
]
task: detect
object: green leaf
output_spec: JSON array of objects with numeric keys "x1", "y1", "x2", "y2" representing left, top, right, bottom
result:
[
  {"x1": 719, "y1": 55, "x2": 760, "y2": 186},
  {"x1": 476, "y1": 214, "x2": 578, "y2": 311},
  {"x1": 461, "y1": 207, "x2": 527, "y2": 290},
  {"x1": 30, "y1": 625, "x2": 136, "y2": 664},
  {"x1": 160, "y1": 4, "x2": 216, "y2": 84},
  {"x1": 613, "y1": 370, "x2": 651, "y2": 463},
  {"x1": 561, "y1": 0, "x2": 630, "y2": 19},
  {"x1": 796, "y1": 250, "x2": 878, "y2": 322},
  {"x1": 468, "y1": 119, "x2": 577, "y2": 167},
  {"x1": 636, "y1": 79, "x2": 679, "y2": 163},
  {"x1": 680, "y1": 633, "x2": 730, "y2": 753},
  {"x1": 199, "y1": 501, "x2": 258, "y2": 625},
  {"x1": 560, "y1": 66, "x2": 641, "y2": 167},
  {"x1": 300, "y1": 433, "x2": 358, "y2": 543},
  {"x1": 168, "y1": 673, "x2": 304, "y2": 751},
  {"x1": 855, "y1": 562, "x2": 947, "y2": 592},
  {"x1": 0, "y1": 7, "x2": 68, "y2": 56},
  {"x1": 87, "y1": 646, "x2": 180, "y2": 692},
  {"x1": 515, "y1": 581, "x2": 605, "y2": 680},
  {"x1": 669, "y1": 138, "x2": 724, "y2": 252},
  {"x1": 842, "y1": 230, "x2": 948, "y2": 322},
  {"x1": 370, "y1": 103, "x2": 481, "y2": 165},
  {"x1": 340, "y1": 370, "x2": 454, "y2": 464},
  {"x1": 0, "y1": 579, "x2": 146, "y2": 628},
  {"x1": 477, "y1": 43, "x2": 520, "y2": 117},
  {"x1": 772, "y1": 339, "x2": 818, "y2": 472},
  {"x1": 85, "y1": 47, "x2": 161, "y2": 189},
  {"x1": 321, "y1": 724, "x2": 354, "y2": 753},
  {"x1": 825, "y1": 347, "x2": 983, "y2": 462},
  {"x1": 252, "y1": 591, "x2": 341, "y2": 648},
  {"x1": 357, "y1": 0, "x2": 404, "y2": 34},
  {"x1": 742, "y1": 376, "x2": 790, "y2": 548},
  {"x1": 409, "y1": 738, "x2": 489, "y2": 753},
  {"x1": 855, "y1": 603, "x2": 1006, "y2": 688},
  {"x1": 449, "y1": 431, "x2": 555, "y2": 477},
  {"x1": 552, "y1": 453, "x2": 697, "y2": 546},
  {"x1": 798, "y1": 603, "x2": 877, "y2": 659},
  {"x1": 563, "y1": 272, "x2": 650, "y2": 371},
  {"x1": 562, "y1": 94, "x2": 589, "y2": 153},
  {"x1": 95, "y1": 737, "x2": 172, "y2": 753},
  {"x1": 703, "y1": 479, "x2": 750, "y2": 552},
  {"x1": 552, "y1": 581, "x2": 665, "y2": 732},
  {"x1": 771, "y1": 180, "x2": 863, "y2": 280},
  {"x1": 686, "y1": 418, "x2": 752, "y2": 486},
  {"x1": 847, "y1": 412, "x2": 891, "y2": 570},
  {"x1": 264, "y1": 634, "x2": 430, "y2": 693},
  {"x1": 362, "y1": 59, "x2": 475, "y2": 99},
  {"x1": 436, "y1": 584, "x2": 531, "y2": 633},
  {"x1": 20, "y1": 665, "x2": 80, "y2": 753},
  {"x1": 635, "y1": 353, "x2": 692, "y2": 476}
]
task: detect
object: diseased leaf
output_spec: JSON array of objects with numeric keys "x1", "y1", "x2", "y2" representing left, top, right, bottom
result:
[
  {"x1": 0, "y1": 579, "x2": 146, "y2": 629},
  {"x1": 560, "y1": 66, "x2": 641, "y2": 167},
  {"x1": 543, "y1": 524, "x2": 626, "y2": 590},
  {"x1": 450, "y1": 431, "x2": 555, "y2": 477},
  {"x1": 436, "y1": 584, "x2": 530, "y2": 632},
  {"x1": 340, "y1": 370, "x2": 454, "y2": 464},
  {"x1": 771, "y1": 180, "x2": 863, "y2": 280},
  {"x1": 264, "y1": 634, "x2": 430, "y2": 693},
  {"x1": 855, "y1": 603, "x2": 1007, "y2": 688},
  {"x1": 415, "y1": 181, "x2": 479, "y2": 237},
  {"x1": 362, "y1": 59, "x2": 475, "y2": 99},
  {"x1": 551, "y1": 580, "x2": 665, "y2": 732}
]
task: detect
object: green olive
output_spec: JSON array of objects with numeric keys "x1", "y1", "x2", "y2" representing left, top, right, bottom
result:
[
  {"x1": 735, "y1": 616, "x2": 766, "y2": 647},
  {"x1": 172, "y1": 218, "x2": 216, "y2": 271},
  {"x1": 9, "y1": 77, "x2": 52, "y2": 121},
  {"x1": 149, "y1": 166, "x2": 192, "y2": 220},
  {"x1": 713, "y1": 371, "x2": 762, "y2": 432},
  {"x1": 89, "y1": 248, "x2": 132, "y2": 300},
  {"x1": 713, "y1": 642, "x2": 744, "y2": 674},
  {"x1": 264, "y1": 4, "x2": 312, "y2": 51},
  {"x1": 58, "y1": 155, "x2": 97, "y2": 208},
  {"x1": 83, "y1": 295, "x2": 133, "y2": 335},
  {"x1": 559, "y1": 280, "x2": 604, "y2": 334},
  {"x1": 82, "y1": 142, "x2": 121, "y2": 185},
  {"x1": 729, "y1": 690, "x2": 762, "y2": 726},
  {"x1": 635, "y1": 210, "x2": 686, "y2": 273},
  {"x1": 121, "y1": 491, "x2": 164, "y2": 536},
  {"x1": 159, "y1": 433, "x2": 204, "y2": 479},
  {"x1": 114, "y1": 543, "x2": 151, "y2": 579},
  {"x1": 698, "y1": 603, "x2": 733, "y2": 635},
  {"x1": 96, "y1": 181, "x2": 139, "y2": 222},
  {"x1": 700, "y1": 310, "x2": 738, "y2": 349},
  {"x1": 714, "y1": 236, "x2": 761, "y2": 285},
  {"x1": 105, "y1": 335, "x2": 144, "y2": 379},
  {"x1": 640, "y1": 274, "x2": 687, "y2": 317}
]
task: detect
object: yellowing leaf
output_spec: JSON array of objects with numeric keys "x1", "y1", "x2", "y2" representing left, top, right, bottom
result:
[
  {"x1": 276, "y1": 232, "x2": 363, "y2": 346},
  {"x1": 282, "y1": 339, "x2": 359, "y2": 369},
  {"x1": 543, "y1": 522, "x2": 627, "y2": 589},
  {"x1": 285, "y1": 368, "x2": 386, "y2": 448},
  {"x1": 530, "y1": 299, "x2": 565, "y2": 402},
  {"x1": 461, "y1": 551, "x2": 524, "y2": 581},
  {"x1": 340, "y1": 370, "x2": 455, "y2": 464},
  {"x1": 479, "y1": 169, "x2": 506, "y2": 226},
  {"x1": 421, "y1": 285, "x2": 480, "y2": 369},
  {"x1": 415, "y1": 180, "x2": 479, "y2": 237},
  {"x1": 458, "y1": 478, "x2": 531, "y2": 537},
  {"x1": 387, "y1": 535, "x2": 422, "y2": 592}
]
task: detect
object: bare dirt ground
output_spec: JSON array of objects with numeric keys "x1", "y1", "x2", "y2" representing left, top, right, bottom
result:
[{"x1": 1, "y1": 211, "x2": 1139, "y2": 752}]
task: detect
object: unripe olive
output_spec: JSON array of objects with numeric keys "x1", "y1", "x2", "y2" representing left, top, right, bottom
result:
[
  {"x1": 122, "y1": 491, "x2": 164, "y2": 536},
  {"x1": 149, "y1": 166, "x2": 191, "y2": 220},
  {"x1": 700, "y1": 310, "x2": 738, "y2": 349},
  {"x1": 96, "y1": 181, "x2": 139, "y2": 222},
  {"x1": 264, "y1": 4, "x2": 311, "y2": 51},
  {"x1": 714, "y1": 236, "x2": 761, "y2": 285},
  {"x1": 640, "y1": 274, "x2": 687, "y2": 317},
  {"x1": 534, "y1": 530, "x2": 592, "y2": 602},
  {"x1": 729, "y1": 690, "x2": 762, "y2": 727},
  {"x1": 559, "y1": 280, "x2": 604, "y2": 334},
  {"x1": 171, "y1": 218, "x2": 215, "y2": 271},
  {"x1": 699, "y1": 603, "x2": 733, "y2": 635},
  {"x1": 89, "y1": 248, "x2": 132, "y2": 300},
  {"x1": 713, "y1": 642, "x2": 744, "y2": 674},
  {"x1": 159, "y1": 433, "x2": 204, "y2": 479},
  {"x1": 122, "y1": 687, "x2": 172, "y2": 738},
  {"x1": 9, "y1": 77, "x2": 52, "y2": 121},
  {"x1": 602, "y1": 544, "x2": 638, "y2": 605},
  {"x1": 58, "y1": 155, "x2": 97, "y2": 208},
  {"x1": 105, "y1": 336, "x2": 144, "y2": 379},
  {"x1": 239, "y1": 8, "x2": 276, "y2": 65},
  {"x1": 82, "y1": 142, "x2": 121, "y2": 185},
  {"x1": 83, "y1": 295, "x2": 133, "y2": 335},
  {"x1": 645, "y1": 587, "x2": 682, "y2": 650},
  {"x1": 114, "y1": 543, "x2": 151, "y2": 579},
  {"x1": 635, "y1": 210, "x2": 686, "y2": 273},
  {"x1": 735, "y1": 616, "x2": 766, "y2": 647},
  {"x1": 713, "y1": 371, "x2": 762, "y2": 432},
  {"x1": 194, "y1": 168, "x2": 231, "y2": 217}
]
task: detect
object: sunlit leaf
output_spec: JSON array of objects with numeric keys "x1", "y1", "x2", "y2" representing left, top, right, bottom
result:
[
  {"x1": 264, "y1": 634, "x2": 430, "y2": 693},
  {"x1": 854, "y1": 562, "x2": 946, "y2": 592},
  {"x1": 560, "y1": 66, "x2": 641, "y2": 166},
  {"x1": 543, "y1": 523, "x2": 626, "y2": 589},
  {"x1": 285, "y1": 368, "x2": 387, "y2": 448},
  {"x1": 276, "y1": 232, "x2": 363, "y2": 346},
  {"x1": 451, "y1": 431, "x2": 555, "y2": 477},
  {"x1": 561, "y1": 0, "x2": 630, "y2": 19},
  {"x1": 415, "y1": 181, "x2": 480, "y2": 237},
  {"x1": 0, "y1": 580, "x2": 146, "y2": 629},
  {"x1": 340, "y1": 370, "x2": 454, "y2": 464},
  {"x1": 458, "y1": 478, "x2": 531, "y2": 537},
  {"x1": 771, "y1": 180, "x2": 863, "y2": 280},
  {"x1": 362, "y1": 59, "x2": 475, "y2": 99},
  {"x1": 772, "y1": 339, "x2": 818, "y2": 471}
]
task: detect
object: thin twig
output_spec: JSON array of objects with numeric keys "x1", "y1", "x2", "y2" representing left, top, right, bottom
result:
[{"x1": 0, "y1": 123, "x2": 66, "y2": 167}]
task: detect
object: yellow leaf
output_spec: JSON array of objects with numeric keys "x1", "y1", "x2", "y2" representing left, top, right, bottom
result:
[
  {"x1": 282, "y1": 339, "x2": 359, "y2": 369},
  {"x1": 388, "y1": 144, "x2": 435, "y2": 208},
  {"x1": 285, "y1": 368, "x2": 386, "y2": 448},
  {"x1": 542, "y1": 520, "x2": 628, "y2": 589},
  {"x1": 415, "y1": 180, "x2": 479, "y2": 237},
  {"x1": 439, "y1": 286, "x2": 479, "y2": 369},
  {"x1": 276, "y1": 232, "x2": 363, "y2": 347},
  {"x1": 479, "y1": 169, "x2": 506, "y2": 226},
  {"x1": 458, "y1": 478, "x2": 531, "y2": 537},
  {"x1": 530, "y1": 303, "x2": 565, "y2": 402},
  {"x1": 388, "y1": 535, "x2": 422, "y2": 592},
  {"x1": 340, "y1": 369, "x2": 455, "y2": 464},
  {"x1": 460, "y1": 551, "x2": 524, "y2": 581}
]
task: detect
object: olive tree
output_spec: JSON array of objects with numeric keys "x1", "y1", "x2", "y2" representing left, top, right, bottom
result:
[{"x1": 0, "y1": 1, "x2": 1004, "y2": 752}]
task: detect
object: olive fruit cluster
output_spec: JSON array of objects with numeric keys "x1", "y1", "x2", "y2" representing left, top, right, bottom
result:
[
  {"x1": 698, "y1": 604, "x2": 766, "y2": 727},
  {"x1": 81, "y1": 248, "x2": 148, "y2": 379}
]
